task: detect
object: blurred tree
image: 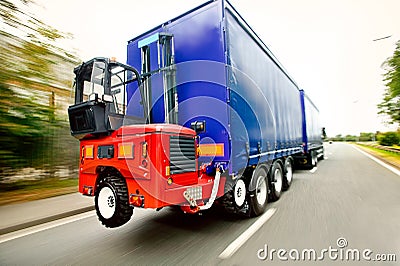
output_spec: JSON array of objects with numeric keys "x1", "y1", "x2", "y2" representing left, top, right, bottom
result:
[
  {"x1": 378, "y1": 40, "x2": 400, "y2": 124},
  {"x1": 0, "y1": 0, "x2": 79, "y2": 172},
  {"x1": 378, "y1": 131, "x2": 400, "y2": 146},
  {"x1": 359, "y1": 132, "x2": 375, "y2": 142},
  {"x1": 332, "y1": 134, "x2": 343, "y2": 141},
  {"x1": 344, "y1": 135, "x2": 357, "y2": 142}
]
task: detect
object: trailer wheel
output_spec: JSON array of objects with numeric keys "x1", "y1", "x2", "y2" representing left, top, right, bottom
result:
[
  {"x1": 95, "y1": 174, "x2": 133, "y2": 228},
  {"x1": 249, "y1": 166, "x2": 269, "y2": 216},
  {"x1": 269, "y1": 161, "x2": 283, "y2": 201},
  {"x1": 311, "y1": 151, "x2": 318, "y2": 167},
  {"x1": 319, "y1": 148, "x2": 325, "y2": 160},
  {"x1": 283, "y1": 157, "x2": 293, "y2": 191}
]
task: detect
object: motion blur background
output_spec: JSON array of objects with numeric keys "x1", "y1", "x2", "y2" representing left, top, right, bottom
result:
[{"x1": 0, "y1": 0, "x2": 79, "y2": 187}]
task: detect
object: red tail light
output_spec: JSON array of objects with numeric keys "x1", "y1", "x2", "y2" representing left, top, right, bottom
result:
[{"x1": 130, "y1": 194, "x2": 145, "y2": 207}]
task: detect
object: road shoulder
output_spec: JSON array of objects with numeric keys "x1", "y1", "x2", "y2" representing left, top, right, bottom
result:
[
  {"x1": 355, "y1": 143, "x2": 400, "y2": 171},
  {"x1": 0, "y1": 192, "x2": 94, "y2": 235}
]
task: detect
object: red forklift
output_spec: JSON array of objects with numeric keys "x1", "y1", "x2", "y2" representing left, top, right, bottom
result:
[{"x1": 68, "y1": 57, "x2": 224, "y2": 228}]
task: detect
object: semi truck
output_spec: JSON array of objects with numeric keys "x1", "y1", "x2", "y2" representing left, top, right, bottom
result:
[{"x1": 68, "y1": 0, "x2": 323, "y2": 228}]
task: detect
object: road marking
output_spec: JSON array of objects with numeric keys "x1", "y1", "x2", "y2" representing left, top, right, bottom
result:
[
  {"x1": 353, "y1": 145, "x2": 400, "y2": 176},
  {"x1": 0, "y1": 211, "x2": 96, "y2": 244},
  {"x1": 218, "y1": 208, "x2": 276, "y2": 259},
  {"x1": 310, "y1": 167, "x2": 318, "y2": 173}
]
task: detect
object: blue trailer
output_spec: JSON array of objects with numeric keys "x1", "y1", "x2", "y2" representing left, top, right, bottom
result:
[
  {"x1": 68, "y1": 0, "x2": 324, "y2": 227},
  {"x1": 298, "y1": 90, "x2": 324, "y2": 167}
]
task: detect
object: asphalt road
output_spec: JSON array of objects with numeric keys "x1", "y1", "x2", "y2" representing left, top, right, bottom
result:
[{"x1": 1, "y1": 143, "x2": 399, "y2": 265}]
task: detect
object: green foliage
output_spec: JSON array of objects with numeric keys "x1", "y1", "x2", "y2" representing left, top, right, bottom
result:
[
  {"x1": 330, "y1": 133, "x2": 375, "y2": 142},
  {"x1": 344, "y1": 135, "x2": 357, "y2": 142},
  {"x1": 359, "y1": 132, "x2": 375, "y2": 142},
  {"x1": 330, "y1": 134, "x2": 357, "y2": 142},
  {"x1": 0, "y1": 0, "x2": 80, "y2": 177},
  {"x1": 377, "y1": 131, "x2": 400, "y2": 146},
  {"x1": 332, "y1": 134, "x2": 344, "y2": 141},
  {"x1": 378, "y1": 40, "x2": 400, "y2": 124}
]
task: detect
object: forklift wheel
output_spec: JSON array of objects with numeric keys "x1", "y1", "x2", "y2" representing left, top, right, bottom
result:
[{"x1": 95, "y1": 174, "x2": 133, "y2": 228}]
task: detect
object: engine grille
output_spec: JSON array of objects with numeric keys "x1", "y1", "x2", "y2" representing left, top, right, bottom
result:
[{"x1": 169, "y1": 136, "x2": 196, "y2": 174}]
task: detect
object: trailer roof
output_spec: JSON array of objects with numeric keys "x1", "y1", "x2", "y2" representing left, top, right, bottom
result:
[
  {"x1": 224, "y1": 1, "x2": 301, "y2": 91},
  {"x1": 128, "y1": 0, "x2": 303, "y2": 93},
  {"x1": 128, "y1": 0, "x2": 214, "y2": 44}
]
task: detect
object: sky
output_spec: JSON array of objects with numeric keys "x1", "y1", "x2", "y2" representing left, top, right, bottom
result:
[{"x1": 31, "y1": 0, "x2": 400, "y2": 136}]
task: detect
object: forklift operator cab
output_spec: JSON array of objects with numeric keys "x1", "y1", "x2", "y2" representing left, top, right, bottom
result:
[{"x1": 68, "y1": 57, "x2": 143, "y2": 139}]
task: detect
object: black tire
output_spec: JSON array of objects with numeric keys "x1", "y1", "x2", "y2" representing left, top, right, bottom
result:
[
  {"x1": 302, "y1": 151, "x2": 317, "y2": 170},
  {"x1": 311, "y1": 151, "x2": 318, "y2": 167},
  {"x1": 269, "y1": 161, "x2": 283, "y2": 201},
  {"x1": 283, "y1": 157, "x2": 293, "y2": 191},
  {"x1": 222, "y1": 178, "x2": 248, "y2": 215},
  {"x1": 319, "y1": 148, "x2": 325, "y2": 160},
  {"x1": 95, "y1": 174, "x2": 133, "y2": 228},
  {"x1": 249, "y1": 166, "x2": 269, "y2": 217}
]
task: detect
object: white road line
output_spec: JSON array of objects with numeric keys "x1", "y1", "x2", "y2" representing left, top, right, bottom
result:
[
  {"x1": 218, "y1": 208, "x2": 276, "y2": 259},
  {"x1": 353, "y1": 145, "x2": 400, "y2": 176},
  {"x1": 309, "y1": 167, "x2": 318, "y2": 173},
  {"x1": 0, "y1": 211, "x2": 96, "y2": 244}
]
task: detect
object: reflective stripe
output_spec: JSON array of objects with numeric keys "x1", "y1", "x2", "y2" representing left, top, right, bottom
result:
[
  {"x1": 198, "y1": 143, "x2": 224, "y2": 157},
  {"x1": 248, "y1": 147, "x2": 302, "y2": 159}
]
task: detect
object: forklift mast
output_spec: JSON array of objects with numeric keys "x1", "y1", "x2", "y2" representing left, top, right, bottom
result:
[{"x1": 69, "y1": 33, "x2": 178, "y2": 140}]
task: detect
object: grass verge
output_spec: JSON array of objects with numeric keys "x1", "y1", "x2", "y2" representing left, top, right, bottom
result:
[
  {"x1": 355, "y1": 143, "x2": 400, "y2": 169},
  {"x1": 0, "y1": 178, "x2": 78, "y2": 206}
]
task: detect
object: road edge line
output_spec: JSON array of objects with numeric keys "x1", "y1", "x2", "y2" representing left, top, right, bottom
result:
[
  {"x1": 0, "y1": 205, "x2": 95, "y2": 236},
  {"x1": 309, "y1": 167, "x2": 318, "y2": 173},
  {"x1": 353, "y1": 145, "x2": 400, "y2": 176},
  {"x1": 218, "y1": 207, "x2": 276, "y2": 260},
  {"x1": 0, "y1": 210, "x2": 96, "y2": 244}
]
